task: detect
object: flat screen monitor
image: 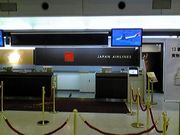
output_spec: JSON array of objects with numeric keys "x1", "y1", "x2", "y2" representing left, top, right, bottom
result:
[
  {"x1": 129, "y1": 67, "x2": 138, "y2": 76},
  {"x1": 0, "y1": 30, "x2": 4, "y2": 47},
  {"x1": 111, "y1": 28, "x2": 142, "y2": 47}
]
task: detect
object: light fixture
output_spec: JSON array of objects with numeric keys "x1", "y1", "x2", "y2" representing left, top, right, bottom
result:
[
  {"x1": 8, "y1": 51, "x2": 20, "y2": 64},
  {"x1": 1, "y1": 16, "x2": 180, "y2": 30}
]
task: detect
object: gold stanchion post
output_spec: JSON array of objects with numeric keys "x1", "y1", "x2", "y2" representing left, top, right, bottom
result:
[
  {"x1": 147, "y1": 78, "x2": 151, "y2": 98},
  {"x1": 52, "y1": 86, "x2": 56, "y2": 113},
  {"x1": 1, "y1": 81, "x2": 3, "y2": 113},
  {"x1": 73, "y1": 109, "x2": 78, "y2": 135},
  {"x1": 162, "y1": 112, "x2": 168, "y2": 135},
  {"x1": 146, "y1": 96, "x2": 151, "y2": 135},
  {"x1": 37, "y1": 86, "x2": 49, "y2": 125},
  {"x1": 127, "y1": 87, "x2": 136, "y2": 116},
  {"x1": 131, "y1": 88, "x2": 144, "y2": 128},
  {"x1": 42, "y1": 87, "x2": 45, "y2": 125}
]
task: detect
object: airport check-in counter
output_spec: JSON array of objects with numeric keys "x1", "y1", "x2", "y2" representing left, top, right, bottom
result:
[
  {"x1": 0, "y1": 72, "x2": 53, "y2": 97},
  {"x1": 95, "y1": 72, "x2": 128, "y2": 100},
  {"x1": 128, "y1": 68, "x2": 145, "y2": 102}
]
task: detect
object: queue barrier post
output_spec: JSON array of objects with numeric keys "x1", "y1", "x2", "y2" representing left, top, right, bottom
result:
[
  {"x1": 146, "y1": 96, "x2": 151, "y2": 135},
  {"x1": 1, "y1": 81, "x2": 4, "y2": 113},
  {"x1": 42, "y1": 87, "x2": 45, "y2": 125},
  {"x1": 52, "y1": 86, "x2": 56, "y2": 113},
  {"x1": 37, "y1": 86, "x2": 49, "y2": 125},
  {"x1": 131, "y1": 88, "x2": 144, "y2": 128},
  {"x1": 162, "y1": 112, "x2": 168, "y2": 135},
  {"x1": 73, "y1": 109, "x2": 78, "y2": 135},
  {"x1": 127, "y1": 86, "x2": 136, "y2": 116}
]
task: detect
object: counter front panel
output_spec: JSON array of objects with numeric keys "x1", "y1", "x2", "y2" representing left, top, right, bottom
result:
[
  {"x1": 0, "y1": 72, "x2": 52, "y2": 97},
  {"x1": 95, "y1": 73, "x2": 128, "y2": 99}
]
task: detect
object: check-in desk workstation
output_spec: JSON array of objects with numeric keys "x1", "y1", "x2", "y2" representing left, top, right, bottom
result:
[
  {"x1": 128, "y1": 68, "x2": 145, "y2": 102},
  {"x1": 0, "y1": 67, "x2": 144, "y2": 101},
  {"x1": 95, "y1": 72, "x2": 128, "y2": 100},
  {"x1": 0, "y1": 71, "x2": 53, "y2": 97},
  {"x1": 95, "y1": 68, "x2": 145, "y2": 101}
]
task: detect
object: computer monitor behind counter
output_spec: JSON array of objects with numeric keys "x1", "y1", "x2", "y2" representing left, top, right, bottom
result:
[{"x1": 129, "y1": 67, "x2": 138, "y2": 76}]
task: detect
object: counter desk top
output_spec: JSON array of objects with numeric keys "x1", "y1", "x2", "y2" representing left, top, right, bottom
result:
[
  {"x1": 0, "y1": 72, "x2": 53, "y2": 76},
  {"x1": 96, "y1": 72, "x2": 128, "y2": 77}
]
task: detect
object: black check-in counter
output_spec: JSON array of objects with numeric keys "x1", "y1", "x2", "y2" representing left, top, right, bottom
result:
[
  {"x1": 95, "y1": 73, "x2": 128, "y2": 99},
  {"x1": 0, "y1": 72, "x2": 53, "y2": 97}
]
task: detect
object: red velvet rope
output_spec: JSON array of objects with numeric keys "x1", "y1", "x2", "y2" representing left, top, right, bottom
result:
[
  {"x1": 149, "y1": 108, "x2": 163, "y2": 133},
  {"x1": 84, "y1": 121, "x2": 119, "y2": 135},
  {"x1": 84, "y1": 120, "x2": 155, "y2": 135},
  {"x1": 125, "y1": 124, "x2": 155, "y2": 135},
  {"x1": 4, "y1": 119, "x2": 25, "y2": 135},
  {"x1": 131, "y1": 90, "x2": 138, "y2": 102},
  {"x1": 44, "y1": 118, "x2": 68, "y2": 135},
  {"x1": 139, "y1": 96, "x2": 147, "y2": 112}
]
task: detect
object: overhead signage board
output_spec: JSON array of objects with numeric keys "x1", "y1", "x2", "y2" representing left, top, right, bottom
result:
[{"x1": 34, "y1": 47, "x2": 140, "y2": 66}]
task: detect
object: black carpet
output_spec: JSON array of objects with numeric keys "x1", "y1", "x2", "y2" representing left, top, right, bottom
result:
[{"x1": 2, "y1": 98, "x2": 129, "y2": 114}]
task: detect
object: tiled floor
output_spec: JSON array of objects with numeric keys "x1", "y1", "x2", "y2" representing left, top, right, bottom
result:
[{"x1": 0, "y1": 93, "x2": 179, "y2": 135}]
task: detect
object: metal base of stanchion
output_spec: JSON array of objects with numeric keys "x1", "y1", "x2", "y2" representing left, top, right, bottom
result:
[
  {"x1": 0, "y1": 111, "x2": 4, "y2": 119},
  {"x1": 131, "y1": 122, "x2": 144, "y2": 128},
  {"x1": 127, "y1": 112, "x2": 136, "y2": 116},
  {"x1": 37, "y1": 120, "x2": 50, "y2": 125},
  {"x1": 50, "y1": 111, "x2": 57, "y2": 114},
  {"x1": 0, "y1": 112, "x2": 2, "y2": 120}
]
